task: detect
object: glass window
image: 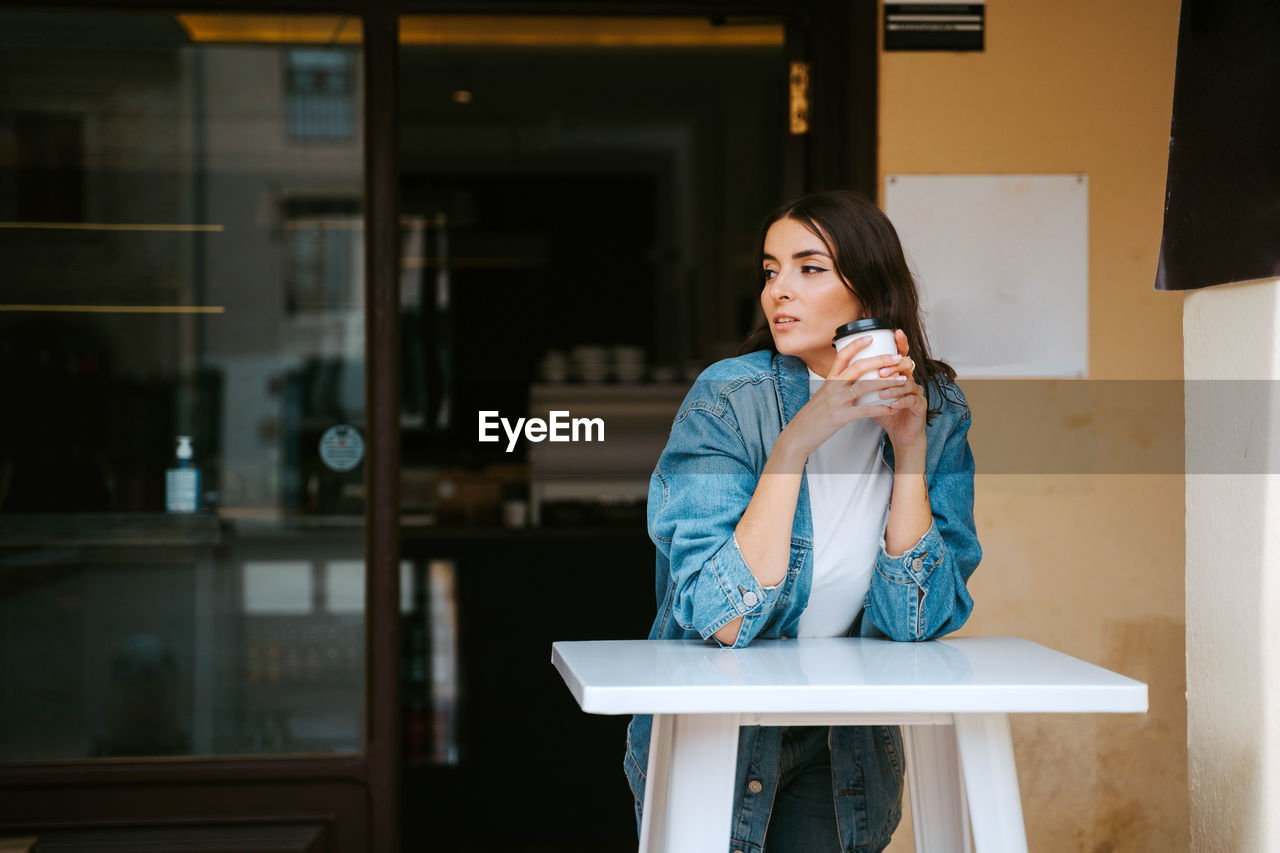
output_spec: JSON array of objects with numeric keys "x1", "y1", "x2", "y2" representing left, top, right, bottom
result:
[
  {"x1": 0, "y1": 10, "x2": 367, "y2": 760},
  {"x1": 286, "y1": 49, "x2": 357, "y2": 142}
]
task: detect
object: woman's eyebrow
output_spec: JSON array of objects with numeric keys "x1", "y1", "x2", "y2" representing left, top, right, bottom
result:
[{"x1": 761, "y1": 249, "x2": 831, "y2": 262}]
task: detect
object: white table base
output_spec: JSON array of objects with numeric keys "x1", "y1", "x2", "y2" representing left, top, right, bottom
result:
[
  {"x1": 903, "y1": 721, "x2": 972, "y2": 853},
  {"x1": 640, "y1": 712, "x2": 1024, "y2": 853},
  {"x1": 953, "y1": 714, "x2": 1027, "y2": 853}
]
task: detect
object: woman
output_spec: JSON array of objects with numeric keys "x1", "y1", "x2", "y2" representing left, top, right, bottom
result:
[{"x1": 623, "y1": 190, "x2": 981, "y2": 852}]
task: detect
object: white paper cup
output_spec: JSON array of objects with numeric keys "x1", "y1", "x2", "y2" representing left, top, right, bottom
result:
[{"x1": 832, "y1": 319, "x2": 898, "y2": 407}]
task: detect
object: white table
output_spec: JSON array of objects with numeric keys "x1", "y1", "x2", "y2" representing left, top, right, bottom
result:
[{"x1": 551, "y1": 636, "x2": 1147, "y2": 853}]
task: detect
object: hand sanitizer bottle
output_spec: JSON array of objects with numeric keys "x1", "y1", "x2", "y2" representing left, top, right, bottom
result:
[{"x1": 166, "y1": 436, "x2": 201, "y2": 513}]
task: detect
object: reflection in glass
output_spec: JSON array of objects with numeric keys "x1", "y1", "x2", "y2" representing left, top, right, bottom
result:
[
  {"x1": 395, "y1": 19, "x2": 787, "y2": 531},
  {"x1": 243, "y1": 561, "x2": 314, "y2": 615},
  {"x1": 400, "y1": 558, "x2": 460, "y2": 766},
  {"x1": 0, "y1": 11, "x2": 366, "y2": 761}
]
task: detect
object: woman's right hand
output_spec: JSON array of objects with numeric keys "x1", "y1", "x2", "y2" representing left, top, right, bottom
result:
[{"x1": 780, "y1": 335, "x2": 907, "y2": 459}]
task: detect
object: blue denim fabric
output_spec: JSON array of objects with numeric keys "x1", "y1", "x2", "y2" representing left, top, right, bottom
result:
[
  {"x1": 623, "y1": 350, "x2": 980, "y2": 852},
  {"x1": 764, "y1": 726, "x2": 843, "y2": 853}
]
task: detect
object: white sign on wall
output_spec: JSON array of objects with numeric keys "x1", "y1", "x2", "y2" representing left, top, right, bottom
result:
[{"x1": 884, "y1": 174, "x2": 1089, "y2": 378}]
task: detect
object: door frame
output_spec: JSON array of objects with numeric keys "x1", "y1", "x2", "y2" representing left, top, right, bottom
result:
[{"x1": 402, "y1": 0, "x2": 878, "y2": 196}]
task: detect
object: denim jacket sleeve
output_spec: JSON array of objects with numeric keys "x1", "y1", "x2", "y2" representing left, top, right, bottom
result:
[
  {"x1": 648, "y1": 404, "x2": 779, "y2": 648},
  {"x1": 864, "y1": 388, "x2": 981, "y2": 641}
]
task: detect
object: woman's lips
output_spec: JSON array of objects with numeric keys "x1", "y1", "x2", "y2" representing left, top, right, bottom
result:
[{"x1": 773, "y1": 316, "x2": 799, "y2": 328}]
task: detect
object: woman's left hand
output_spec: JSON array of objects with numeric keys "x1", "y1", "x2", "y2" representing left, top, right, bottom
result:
[{"x1": 871, "y1": 329, "x2": 927, "y2": 454}]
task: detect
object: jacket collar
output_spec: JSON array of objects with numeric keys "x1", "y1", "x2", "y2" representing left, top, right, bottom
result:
[{"x1": 773, "y1": 352, "x2": 811, "y2": 427}]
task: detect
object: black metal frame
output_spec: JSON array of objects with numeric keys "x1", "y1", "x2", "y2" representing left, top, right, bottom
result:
[
  {"x1": 0, "y1": 2, "x2": 876, "y2": 848},
  {"x1": 361, "y1": 6, "x2": 403, "y2": 851}
]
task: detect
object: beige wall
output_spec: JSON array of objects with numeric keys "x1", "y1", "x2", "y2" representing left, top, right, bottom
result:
[
  {"x1": 1184, "y1": 278, "x2": 1280, "y2": 852},
  {"x1": 878, "y1": 0, "x2": 1188, "y2": 849}
]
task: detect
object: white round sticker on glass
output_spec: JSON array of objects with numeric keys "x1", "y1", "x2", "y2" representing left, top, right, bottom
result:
[{"x1": 319, "y1": 425, "x2": 365, "y2": 472}]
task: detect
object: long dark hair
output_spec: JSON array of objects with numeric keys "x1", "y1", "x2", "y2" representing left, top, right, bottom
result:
[{"x1": 740, "y1": 189, "x2": 957, "y2": 421}]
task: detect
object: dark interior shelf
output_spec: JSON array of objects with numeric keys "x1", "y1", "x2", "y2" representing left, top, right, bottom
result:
[{"x1": 0, "y1": 512, "x2": 222, "y2": 548}]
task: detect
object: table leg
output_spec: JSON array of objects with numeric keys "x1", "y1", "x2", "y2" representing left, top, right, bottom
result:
[
  {"x1": 954, "y1": 714, "x2": 1027, "y2": 853},
  {"x1": 903, "y1": 722, "x2": 972, "y2": 853},
  {"x1": 639, "y1": 714, "x2": 671, "y2": 853},
  {"x1": 639, "y1": 712, "x2": 740, "y2": 853}
]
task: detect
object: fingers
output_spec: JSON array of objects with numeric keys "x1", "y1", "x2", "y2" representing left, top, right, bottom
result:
[
  {"x1": 874, "y1": 383, "x2": 918, "y2": 405},
  {"x1": 836, "y1": 351, "x2": 902, "y2": 379},
  {"x1": 831, "y1": 335, "x2": 874, "y2": 372},
  {"x1": 849, "y1": 374, "x2": 908, "y2": 399},
  {"x1": 861, "y1": 371, "x2": 924, "y2": 408},
  {"x1": 815, "y1": 370, "x2": 898, "y2": 410},
  {"x1": 876, "y1": 382, "x2": 925, "y2": 411},
  {"x1": 863, "y1": 329, "x2": 913, "y2": 379},
  {"x1": 835, "y1": 329, "x2": 916, "y2": 380},
  {"x1": 850, "y1": 402, "x2": 894, "y2": 418},
  {"x1": 845, "y1": 375, "x2": 924, "y2": 417},
  {"x1": 888, "y1": 394, "x2": 924, "y2": 414},
  {"x1": 876, "y1": 355, "x2": 915, "y2": 379},
  {"x1": 854, "y1": 382, "x2": 923, "y2": 423}
]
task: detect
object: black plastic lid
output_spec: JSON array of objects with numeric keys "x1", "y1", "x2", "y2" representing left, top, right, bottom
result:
[{"x1": 832, "y1": 318, "x2": 893, "y2": 343}]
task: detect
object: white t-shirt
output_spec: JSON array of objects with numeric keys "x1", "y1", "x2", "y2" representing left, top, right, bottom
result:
[{"x1": 797, "y1": 369, "x2": 894, "y2": 638}]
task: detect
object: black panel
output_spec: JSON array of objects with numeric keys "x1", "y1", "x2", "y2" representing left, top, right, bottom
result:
[
  {"x1": 401, "y1": 528, "x2": 654, "y2": 852},
  {"x1": 1155, "y1": 0, "x2": 1280, "y2": 291}
]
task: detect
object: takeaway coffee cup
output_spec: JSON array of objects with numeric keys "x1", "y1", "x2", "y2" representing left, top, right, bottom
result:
[{"x1": 833, "y1": 318, "x2": 899, "y2": 407}]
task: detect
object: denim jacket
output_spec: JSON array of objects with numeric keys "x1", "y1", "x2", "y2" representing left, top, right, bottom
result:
[{"x1": 623, "y1": 349, "x2": 981, "y2": 852}]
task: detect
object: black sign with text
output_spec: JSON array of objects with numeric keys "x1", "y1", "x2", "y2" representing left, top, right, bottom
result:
[{"x1": 884, "y1": 3, "x2": 985, "y2": 51}]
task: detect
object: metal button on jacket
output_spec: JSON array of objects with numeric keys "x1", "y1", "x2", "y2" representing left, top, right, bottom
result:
[
  {"x1": 742, "y1": 591, "x2": 759, "y2": 608},
  {"x1": 747, "y1": 779, "x2": 764, "y2": 794}
]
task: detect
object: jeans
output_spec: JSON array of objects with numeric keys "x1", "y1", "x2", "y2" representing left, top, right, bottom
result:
[
  {"x1": 763, "y1": 726, "x2": 844, "y2": 853},
  {"x1": 630, "y1": 723, "x2": 899, "y2": 853}
]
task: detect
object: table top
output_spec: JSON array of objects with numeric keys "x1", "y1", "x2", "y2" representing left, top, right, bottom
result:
[{"x1": 551, "y1": 637, "x2": 1148, "y2": 715}]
